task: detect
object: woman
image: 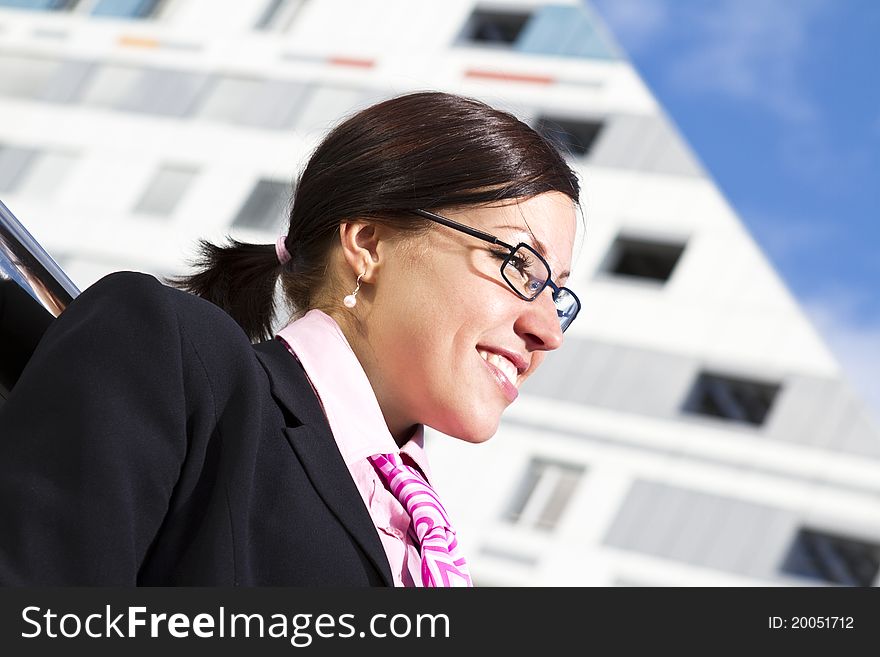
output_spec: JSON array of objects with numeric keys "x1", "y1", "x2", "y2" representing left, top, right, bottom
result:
[{"x1": 0, "y1": 91, "x2": 581, "y2": 586}]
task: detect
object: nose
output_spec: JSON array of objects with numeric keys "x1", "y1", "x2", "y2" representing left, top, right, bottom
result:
[{"x1": 514, "y1": 286, "x2": 564, "y2": 352}]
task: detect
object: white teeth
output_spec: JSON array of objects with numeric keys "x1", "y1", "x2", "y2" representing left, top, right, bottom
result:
[{"x1": 478, "y1": 349, "x2": 518, "y2": 387}]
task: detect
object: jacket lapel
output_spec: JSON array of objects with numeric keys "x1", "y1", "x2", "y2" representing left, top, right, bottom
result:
[{"x1": 252, "y1": 338, "x2": 394, "y2": 587}]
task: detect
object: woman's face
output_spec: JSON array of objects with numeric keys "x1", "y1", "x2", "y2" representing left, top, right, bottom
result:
[{"x1": 361, "y1": 191, "x2": 578, "y2": 444}]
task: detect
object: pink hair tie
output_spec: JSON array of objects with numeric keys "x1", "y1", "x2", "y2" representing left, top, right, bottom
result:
[{"x1": 275, "y1": 235, "x2": 292, "y2": 265}]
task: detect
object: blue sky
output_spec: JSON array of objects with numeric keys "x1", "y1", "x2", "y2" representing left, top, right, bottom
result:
[{"x1": 590, "y1": 0, "x2": 880, "y2": 420}]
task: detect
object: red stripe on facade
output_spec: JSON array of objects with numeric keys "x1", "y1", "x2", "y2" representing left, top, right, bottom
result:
[
  {"x1": 464, "y1": 69, "x2": 555, "y2": 85},
  {"x1": 327, "y1": 57, "x2": 375, "y2": 68}
]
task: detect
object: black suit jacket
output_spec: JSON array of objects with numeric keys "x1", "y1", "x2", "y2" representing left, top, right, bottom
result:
[{"x1": 0, "y1": 271, "x2": 394, "y2": 586}]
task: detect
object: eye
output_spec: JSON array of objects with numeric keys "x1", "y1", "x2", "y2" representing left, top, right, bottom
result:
[
  {"x1": 526, "y1": 276, "x2": 544, "y2": 293},
  {"x1": 507, "y1": 251, "x2": 534, "y2": 275}
]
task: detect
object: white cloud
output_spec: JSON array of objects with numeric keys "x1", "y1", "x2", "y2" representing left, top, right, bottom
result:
[
  {"x1": 804, "y1": 292, "x2": 880, "y2": 425},
  {"x1": 664, "y1": 0, "x2": 829, "y2": 123}
]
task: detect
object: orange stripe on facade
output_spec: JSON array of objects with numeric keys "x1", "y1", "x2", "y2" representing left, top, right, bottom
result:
[
  {"x1": 464, "y1": 69, "x2": 555, "y2": 85},
  {"x1": 327, "y1": 56, "x2": 375, "y2": 68},
  {"x1": 118, "y1": 35, "x2": 160, "y2": 49}
]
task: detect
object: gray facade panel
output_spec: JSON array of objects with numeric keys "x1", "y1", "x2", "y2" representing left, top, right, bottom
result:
[
  {"x1": 741, "y1": 512, "x2": 800, "y2": 580},
  {"x1": 0, "y1": 146, "x2": 36, "y2": 193},
  {"x1": 641, "y1": 115, "x2": 704, "y2": 178},
  {"x1": 563, "y1": 339, "x2": 618, "y2": 405},
  {"x1": 766, "y1": 376, "x2": 880, "y2": 457},
  {"x1": 840, "y1": 409, "x2": 880, "y2": 459},
  {"x1": 128, "y1": 68, "x2": 210, "y2": 117},
  {"x1": 588, "y1": 114, "x2": 653, "y2": 169},
  {"x1": 698, "y1": 498, "x2": 780, "y2": 574},
  {"x1": 43, "y1": 60, "x2": 95, "y2": 104},
  {"x1": 763, "y1": 375, "x2": 828, "y2": 447},
  {"x1": 590, "y1": 112, "x2": 704, "y2": 177},
  {"x1": 520, "y1": 336, "x2": 604, "y2": 402},
  {"x1": 604, "y1": 478, "x2": 797, "y2": 580},
  {"x1": 663, "y1": 491, "x2": 724, "y2": 565},
  {"x1": 635, "y1": 483, "x2": 692, "y2": 557},
  {"x1": 601, "y1": 479, "x2": 656, "y2": 549}
]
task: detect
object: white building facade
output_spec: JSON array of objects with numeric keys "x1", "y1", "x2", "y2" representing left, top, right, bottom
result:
[{"x1": 1, "y1": 0, "x2": 878, "y2": 586}]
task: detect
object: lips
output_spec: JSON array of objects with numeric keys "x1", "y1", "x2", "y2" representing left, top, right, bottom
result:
[
  {"x1": 476, "y1": 347, "x2": 527, "y2": 403},
  {"x1": 477, "y1": 350, "x2": 518, "y2": 386}
]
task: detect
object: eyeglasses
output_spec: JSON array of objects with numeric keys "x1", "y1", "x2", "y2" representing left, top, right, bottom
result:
[{"x1": 413, "y1": 209, "x2": 581, "y2": 332}]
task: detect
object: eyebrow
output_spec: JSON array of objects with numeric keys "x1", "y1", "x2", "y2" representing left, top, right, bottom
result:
[{"x1": 493, "y1": 224, "x2": 571, "y2": 282}]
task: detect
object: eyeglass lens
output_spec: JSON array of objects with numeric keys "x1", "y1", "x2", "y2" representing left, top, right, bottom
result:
[{"x1": 501, "y1": 245, "x2": 578, "y2": 331}]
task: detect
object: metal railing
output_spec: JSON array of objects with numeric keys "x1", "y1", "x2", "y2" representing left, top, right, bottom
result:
[{"x1": 0, "y1": 198, "x2": 80, "y2": 399}]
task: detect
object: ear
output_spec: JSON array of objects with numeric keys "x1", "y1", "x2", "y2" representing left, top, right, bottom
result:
[{"x1": 337, "y1": 221, "x2": 387, "y2": 282}]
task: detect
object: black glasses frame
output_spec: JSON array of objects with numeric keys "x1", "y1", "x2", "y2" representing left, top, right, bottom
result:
[{"x1": 413, "y1": 209, "x2": 581, "y2": 330}]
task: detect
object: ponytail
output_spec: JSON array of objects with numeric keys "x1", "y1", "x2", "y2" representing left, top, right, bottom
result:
[{"x1": 165, "y1": 238, "x2": 283, "y2": 343}]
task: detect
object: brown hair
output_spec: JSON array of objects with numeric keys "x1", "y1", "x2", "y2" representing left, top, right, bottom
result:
[{"x1": 168, "y1": 91, "x2": 580, "y2": 342}]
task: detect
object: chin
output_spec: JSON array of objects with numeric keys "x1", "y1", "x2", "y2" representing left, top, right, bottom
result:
[{"x1": 440, "y1": 411, "x2": 502, "y2": 444}]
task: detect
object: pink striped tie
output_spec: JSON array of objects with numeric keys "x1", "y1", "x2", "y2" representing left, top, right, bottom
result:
[{"x1": 369, "y1": 453, "x2": 473, "y2": 587}]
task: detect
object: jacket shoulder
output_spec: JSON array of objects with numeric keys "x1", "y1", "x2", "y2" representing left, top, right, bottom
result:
[{"x1": 78, "y1": 270, "x2": 251, "y2": 348}]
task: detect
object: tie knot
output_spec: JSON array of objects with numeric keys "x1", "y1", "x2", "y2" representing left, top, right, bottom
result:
[{"x1": 368, "y1": 451, "x2": 472, "y2": 587}]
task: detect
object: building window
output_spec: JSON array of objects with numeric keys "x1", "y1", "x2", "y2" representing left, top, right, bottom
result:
[
  {"x1": 232, "y1": 179, "x2": 290, "y2": 232},
  {"x1": 90, "y1": 0, "x2": 164, "y2": 18},
  {"x1": 78, "y1": 64, "x2": 207, "y2": 116},
  {"x1": 13, "y1": 151, "x2": 77, "y2": 200},
  {"x1": 602, "y1": 235, "x2": 686, "y2": 283},
  {"x1": 459, "y1": 9, "x2": 533, "y2": 47},
  {"x1": 534, "y1": 117, "x2": 603, "y2": 158},
  {"x1": 0, "y1": 1, "x2": 77, "y2": 10},
  {"x1": 0, "y1": 146, "x2": 77, "y2": 199},
  {"x1": 683, "y1": 371, "x2": 781, "y2": 427},
  {"x1": 0, "y1": 54, "x2": 62, "y2": 100},
  {"x1": 504, "y1": 458, "x2": 584, "y2": 531},
  {"x1": 291, "y1": 86, "x2": 375, "y2": 134},
  {"x1": 254, "y1": 0, "x2": 305, "y2": 31},
  {"x1": 78, "y1": 64, "x2": 148, "y2": 109},
  {"x1": 781, "y1": 528, "x2": 880, "y2": 586},
  {"x1": 0, "y1": 0, "x2": 164, "y2": 17},
  {"x1": 0, "y1": 54, "x2": 92, "y2": 104},
  {"x1": 133, "y1": 164, "x2": 198, "y2": 217},
  {"x1": 193, "y1": 76, "x2": 310, "y2": 129},
  {"x1": 516, "y1": 4, "x2": 617, "y2": 60},
  {"x1": 0, "y1": 145, "x2": 36, "y2": 193}
]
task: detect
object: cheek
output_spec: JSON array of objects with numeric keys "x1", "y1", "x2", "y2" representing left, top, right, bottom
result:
[{"x1": 525, "y1": 351, "x2": 548, "y2": 379}]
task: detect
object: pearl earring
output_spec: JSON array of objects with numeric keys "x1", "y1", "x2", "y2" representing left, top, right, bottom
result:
[{"x1": 343, "y1": 272, "x2": 365, "y2": 308}]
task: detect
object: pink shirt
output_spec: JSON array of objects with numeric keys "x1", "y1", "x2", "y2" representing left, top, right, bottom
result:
[{"x1": 276, "y1": 309, "x2": 428, "y2": 587}]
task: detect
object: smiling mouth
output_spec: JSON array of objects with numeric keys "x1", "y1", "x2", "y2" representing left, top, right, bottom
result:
[{"x1": 477, "y1": 349, "x2": 519, "y2": 388}]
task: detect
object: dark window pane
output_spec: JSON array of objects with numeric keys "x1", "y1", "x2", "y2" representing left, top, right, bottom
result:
[
  {"x1": 683, "y1": 372, "x2": 781, "y2": 427},
  {"x1": 534, "y1": 117, "x2": 603, "y2": 158},
  {"x1": 782, "y1": 528, "x2": 880, "y2": 586},
  {"x1": 254, "y1": 0, "x2": 304, "y2": 31},
  {"x1": 606, "y1": 236, "x2": 685, "y2": 282},
  {"x1": 460, "y1": 10, "x2": 532, "y2": 46},
  {"x1": 232, "y1": 179, "x2": 290, "y2": 232}
]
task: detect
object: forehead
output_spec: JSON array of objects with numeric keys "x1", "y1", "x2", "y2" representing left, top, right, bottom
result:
[{"x1": 454, "y1": 192, "x2": 578, "y2": 267}]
